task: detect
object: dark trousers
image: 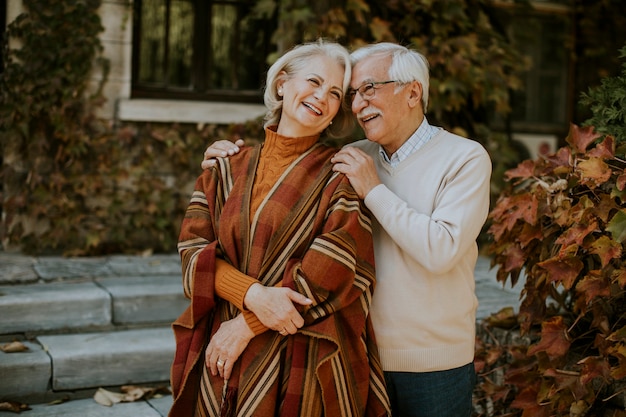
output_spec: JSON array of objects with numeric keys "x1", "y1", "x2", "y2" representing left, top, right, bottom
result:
[{"x1": 384, "y1": 362, "x2": 476, "y2": 417}]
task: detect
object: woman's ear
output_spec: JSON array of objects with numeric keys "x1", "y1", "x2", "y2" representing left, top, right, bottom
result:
[{"x1": 277, "y1": 71, "x2": 288, "y2": 96}]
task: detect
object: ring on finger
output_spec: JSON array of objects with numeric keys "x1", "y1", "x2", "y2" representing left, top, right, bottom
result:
[{"x1": 217, "y1": 359, "x2": 224, "y2": 367}]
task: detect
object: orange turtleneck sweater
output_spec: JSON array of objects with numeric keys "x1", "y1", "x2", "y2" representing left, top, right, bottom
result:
[{"x1": 214, "y1": 126, "x2": 320, "y2": 335}]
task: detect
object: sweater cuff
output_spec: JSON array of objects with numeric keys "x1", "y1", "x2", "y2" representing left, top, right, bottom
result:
[
  {"x1": 214, "y1": 258, "x2": 259, "y2": 311},
  {"x1": 243, "y1": 310, "x2": 268, "y2": 335}
]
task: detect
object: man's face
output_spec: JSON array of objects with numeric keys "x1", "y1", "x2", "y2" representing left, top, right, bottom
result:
[{"x1": 350, "y1": 55, "x2": 411, "y2": 153}]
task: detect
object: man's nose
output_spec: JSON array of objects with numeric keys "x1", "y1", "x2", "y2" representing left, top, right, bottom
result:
[{"x1": 351, "y1": 93, "x2": 367, "y2": 114}]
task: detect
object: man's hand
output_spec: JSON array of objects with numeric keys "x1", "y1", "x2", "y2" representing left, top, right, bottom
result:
[
  {"x1": 331, "y1": 146, "x2": 382, "y2": 199},
  {"x1": 205, "y1": 314, "x2": 254, "y2": 380},
  {"x1": 201, "y1": 139, "x2": 245, "y2": 169},
  {"x1": 244, "y1": 283, "x2": 312, "y2": 335}
]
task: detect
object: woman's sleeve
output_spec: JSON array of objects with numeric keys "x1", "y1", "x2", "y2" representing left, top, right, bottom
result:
[
  {"x1": 214, "y1": 259, "x2": 270, "y2": 335},
  {"x1": 177, "y1": 169, "x2": 222, "y2": 303}
]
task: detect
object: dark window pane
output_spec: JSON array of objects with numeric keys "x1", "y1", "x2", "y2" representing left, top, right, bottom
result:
[
  {"x1": 168, "y1": 0, "x2": 194, "y2": 88},
  {"x1": 138, "y1": 0, "x2": 166, "y2": 85},
  {"x1": 210, "y1": 4, "x2": 238, "y2": 89},
  {"x1": 132, "y1": 0, "x2": 274, "y2": 101}
]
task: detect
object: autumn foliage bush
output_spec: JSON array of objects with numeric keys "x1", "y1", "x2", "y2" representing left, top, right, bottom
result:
[{"x1": 477, "y1": 46, "x2": 626, "y2": 416}]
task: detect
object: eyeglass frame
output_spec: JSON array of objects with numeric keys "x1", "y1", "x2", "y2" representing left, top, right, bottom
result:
[{"x1": 347, "y1": 80, "x2": 401, "y2": 102}]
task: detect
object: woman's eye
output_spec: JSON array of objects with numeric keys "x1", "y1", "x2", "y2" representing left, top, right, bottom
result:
[
  {"x1": 308, "y1": 78, "x2": 321, "y2": 86},
  {"x1": 331, "y1": 91, "x2": 341, "y2": 100}
]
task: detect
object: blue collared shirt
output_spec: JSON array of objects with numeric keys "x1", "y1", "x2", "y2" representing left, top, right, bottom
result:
[{"x1": 379, "y1": 117, "x2": 439, "y2": 167}]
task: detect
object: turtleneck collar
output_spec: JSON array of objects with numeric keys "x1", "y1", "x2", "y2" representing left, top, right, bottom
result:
[{"x1": 263, "y1": 125, "x2": 320, "y2": 158}]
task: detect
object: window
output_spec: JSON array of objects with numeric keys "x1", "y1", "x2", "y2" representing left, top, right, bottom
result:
[
  {"x1": 490, "y1": 3, "x2": 573, "y2": 135},
  {"x1": 131, "y1": 0, "x2": 276, "y2": 103}
]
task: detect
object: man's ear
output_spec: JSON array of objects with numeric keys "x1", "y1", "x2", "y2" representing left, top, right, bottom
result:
[{"x1": 407, "y1": 81, "x2": 423, "y2": 109}]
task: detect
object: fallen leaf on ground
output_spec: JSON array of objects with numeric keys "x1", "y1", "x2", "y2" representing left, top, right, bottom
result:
[
  {"x1": 0, "y1": 401, "x2": 31, "y2": 413},
  {"x1": 47, "y1": 397, "x2": 70, "y2": 405},
  {"x1": 93, "y1": 385, "x2": 171, "y2": 406},
  {"x1": 0, "y1": 341, "x2": 29, "y2": 353},
  {"x1": 93, "y1": 388, "x2": 124, "y2": 407}
]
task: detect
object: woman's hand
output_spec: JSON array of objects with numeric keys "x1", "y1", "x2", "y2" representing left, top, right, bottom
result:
[
  {"x1": 205, "y1": 314, "x2": 254, "y2": 380},
  {"x1": 244, "y1": 283, "x2": 312, "y2": 335},
  {"x1": 201, "y1": 139, "x2": 245, "y2": 169}
]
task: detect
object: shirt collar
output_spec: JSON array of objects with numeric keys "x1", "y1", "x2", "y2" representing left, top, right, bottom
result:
[{"x1": 379, "y1": 117, "x2": 438, "y2": 167}]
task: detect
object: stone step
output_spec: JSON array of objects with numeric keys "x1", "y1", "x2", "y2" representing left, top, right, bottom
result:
[
  {"x1": 0, "y1": 327, "x2": 175, "y2": 403},
  {"x1": 12, "y1": 394, "x2": 172, "y2": 417},
  {"x1": 0, "y1": 275, "x2": 188, "y2": 335}
]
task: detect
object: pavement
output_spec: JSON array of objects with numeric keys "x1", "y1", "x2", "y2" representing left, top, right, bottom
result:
[{"x1": 0, "y1": 252, "x2": 523, "y2": 416}]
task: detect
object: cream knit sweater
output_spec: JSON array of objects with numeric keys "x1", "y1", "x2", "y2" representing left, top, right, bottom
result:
[{"x1": 352, "y1": 127, "x2": 492, "y2": 373}]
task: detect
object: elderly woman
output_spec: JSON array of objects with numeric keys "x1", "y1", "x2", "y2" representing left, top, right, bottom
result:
[{"x1": 169, "y1": 41, "x2": 390, "y2": 417}]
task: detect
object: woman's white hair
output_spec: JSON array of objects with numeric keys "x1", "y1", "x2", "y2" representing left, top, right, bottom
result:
[
  {"x1": 263, "y1": 40, "x2": 354, "y2": 139},
  {"x1": 350, "y1": 42, "x2": 430, "y2": 112}
]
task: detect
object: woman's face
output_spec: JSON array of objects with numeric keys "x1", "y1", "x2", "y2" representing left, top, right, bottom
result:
[{"x1": 276, "y1": 54, "x2": 345, "y2": 138}]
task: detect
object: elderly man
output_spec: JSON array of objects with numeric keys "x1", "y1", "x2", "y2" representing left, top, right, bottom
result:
[{"x1": 202, "y1": 42, "x2": 492, "y2": 417}]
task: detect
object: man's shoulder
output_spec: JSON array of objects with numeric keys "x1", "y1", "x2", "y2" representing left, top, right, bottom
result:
[
  {"x1": 342, "y1": 138, "x2": 378, "y2": 155},
  {"x1": 435, "y1": 129, "x2": 489, "y2": 156}
]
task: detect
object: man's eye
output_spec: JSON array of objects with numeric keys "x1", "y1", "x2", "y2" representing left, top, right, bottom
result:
[{"x1": 361, "y1": 84, "x2": 375, "y2": 94}]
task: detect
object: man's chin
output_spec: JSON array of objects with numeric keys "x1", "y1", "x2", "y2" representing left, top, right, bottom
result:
[{"x1": 359, "y1": 125, "x2": 378, "y2": 141}]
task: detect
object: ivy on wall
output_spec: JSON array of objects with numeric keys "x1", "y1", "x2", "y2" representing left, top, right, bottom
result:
[{"x1": 0, "y1": 0, "x2": 263, "y2": 255}]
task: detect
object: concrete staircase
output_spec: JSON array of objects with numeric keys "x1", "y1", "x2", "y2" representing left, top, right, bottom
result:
[
  {"x1": 0, "y1": 253, "x2": 187, "y2": 411},
  {"x1": 0, "y1": 252, "x2": 521, "y2": 415}
]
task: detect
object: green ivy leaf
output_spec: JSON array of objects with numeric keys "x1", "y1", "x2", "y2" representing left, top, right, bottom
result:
[{"x1": 606, "y1": 209, "x2": 626, "y2": 243}]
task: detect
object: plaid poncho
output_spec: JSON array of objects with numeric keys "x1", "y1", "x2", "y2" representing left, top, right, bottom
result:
[{"x1": 170, "y1": 139, "x2": 390, "y2": 417}]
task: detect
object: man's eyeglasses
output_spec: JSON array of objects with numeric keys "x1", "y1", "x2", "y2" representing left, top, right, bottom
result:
[{"x1": 347, "y1": 80, "x2": 400, "y2": 102}]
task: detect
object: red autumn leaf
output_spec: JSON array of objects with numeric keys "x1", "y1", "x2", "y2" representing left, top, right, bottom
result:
[
  {"x1": 518, "y1": 223, "x2": 544, "y2": 248},
  {"x1": 588, "y1": 235, "x2": 622, "y2": 268},
  {"x1": 503, "y1": 244, "x2": 526, "y2": 273},
  {"x1": 487, "y1": 219, "x2": 510, "y2": 242},
  {"x1": 577, "y1": 356, "x2": 611, "y2": 385},
  {"x1": 527, "y1": 316, "x2": 571, "y2": 359},
  {"x1": 538, "y1": 256, "x2": 584, "y2": 290},
  {"x1": 554, "y1": 221, "x2": 597, "y2": 248},
  {"x1": 505, "y1": 159, "x2": 536, "y2": 181},
  {"x1": 510, "y1": 385, "x2": 540, "y2": 409},
  {"x1": 510, "y1": 194, "x2": 539, "y2": 226},
  {"x1": 576, "y1": 271, "x2": 610, "y2": 305},
  {"x1": 546, "y1": 147, "x2": 572, "y2": 172},
  {"x1": 566, "y1": 124, "x2": 602, "y2": 154},
  {"x1": 587, "y1": 135, "x2": 615, "y2": 159},
  {"x1": 577, "y1": 157, "x2": 612, "y2": 187},
  {"x1": 488, "y1": 194, "x2": 539, "y2": 240},
  {"x1": 510, "y1": 386, "x2": 552, "y2": 417}
]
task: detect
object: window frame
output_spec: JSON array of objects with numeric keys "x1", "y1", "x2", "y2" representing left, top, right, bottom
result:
[{"x1": 130, "y1": 0, "x2": 273, "y2": 104}]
